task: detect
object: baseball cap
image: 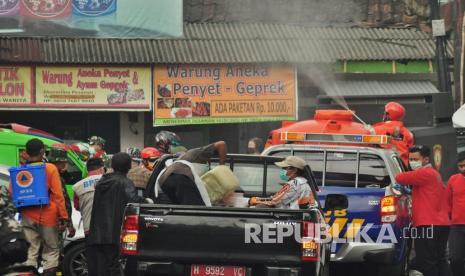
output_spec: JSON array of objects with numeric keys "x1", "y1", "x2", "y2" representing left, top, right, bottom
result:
[{"x1": 275, "y1": 156, "x2": 306, "y2": 170}]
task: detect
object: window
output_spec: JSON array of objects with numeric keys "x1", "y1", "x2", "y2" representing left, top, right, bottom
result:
[
  {"x1": 266, "y1": 165, "x2": 286, "y2": 194},
  {"x1": 291, "y1": 150, "x2": 389, "y2": 188},
  {"x1": 358, "y1": 154, "x2": 390, "y2": 188},
  {"x1": 225, "y1": 162, "x2": 265, "y2": 194},
  {"x1": 324, "y1": 152, "x2": 357, "y2": 187},
  {"x1": 294, "y1": 151, "x2": 357, "y2": 187},
  {"x1": 62, "y1": 156, "x2": 83, "y2": 185}
]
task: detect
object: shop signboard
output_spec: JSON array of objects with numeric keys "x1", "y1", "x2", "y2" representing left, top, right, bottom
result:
[
  {"x1": 0, "y1": 66, "x2": 33, "y2": 108},
  {"x1": 153, "y1": 64, "x2": 297, "y2": 126},
  {"x1": 35, "y1": 66, "x2": 152, "y2": 110}
]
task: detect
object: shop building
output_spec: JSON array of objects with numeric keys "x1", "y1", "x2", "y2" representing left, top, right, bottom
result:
[{"x1": 0, "y1": 23, "x2": 449, "y2": 153}]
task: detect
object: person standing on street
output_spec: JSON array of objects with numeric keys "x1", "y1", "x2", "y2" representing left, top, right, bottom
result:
[
  {"x1": 47, "y1": 144, "x2": 76, "y2": 238},
  {"x1": 18, "y1": 139, "x2": 69, "y2": 276},
  {"x1": 446, "y1": 151, "x2": 465, "y2": 276},
  {"x1": 395, "y1": 145, "x2": 450, "y2": 276},
  {"x1": 72, "y1": 157, "x2": 104, "y2": 236},
  {"x1": 86, "y1": 153, "x2": 147, "y2": 276}
]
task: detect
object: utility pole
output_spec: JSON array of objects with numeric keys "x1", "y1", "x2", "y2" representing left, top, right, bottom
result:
[
  {"x1": 455, "y1": 0, "x2": 465, "y2": 107},
  {"x1": 430, "y1": 0, "x2": 451, "y2": 93}
]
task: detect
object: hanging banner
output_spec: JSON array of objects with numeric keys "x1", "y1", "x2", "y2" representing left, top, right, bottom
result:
[
  {"x1": 0, "y1": 66, "x2": 33, "y2": 108},
  {"x1": 153, "y1": 64, "x2": 297, "y2": 126},
  {"x1": 20, "y1": 0, "x2": 72, "y2": 19},
  {"x1": 0, "y1": 0, "x2": 19, "y2": 16},
  {"x1": 72, "y1": 0, "x2": 117, "y2": 17},
  {"x1": 35, "y1": 66, "x2": 151, "y2": 110},
  {"x1": 0, "y1": 0, "x2": 182, "y2": 38}
]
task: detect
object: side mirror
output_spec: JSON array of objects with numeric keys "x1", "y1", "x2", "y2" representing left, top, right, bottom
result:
[{"x1": 324, "y1": 194, "x2": 348, "y2": 210}]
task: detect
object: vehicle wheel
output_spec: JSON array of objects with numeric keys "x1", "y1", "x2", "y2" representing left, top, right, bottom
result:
[{"x1": 63, "y1": 242, "x2": 87, "y2": 276}]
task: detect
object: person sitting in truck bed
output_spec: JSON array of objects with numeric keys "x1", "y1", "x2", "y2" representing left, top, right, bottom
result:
[
  {"x1": 154, "y1": 141, "x2": 227, "y2": 206},
  {"x1": 248, "y1": 156, "x2": 315, "y2": 209}
]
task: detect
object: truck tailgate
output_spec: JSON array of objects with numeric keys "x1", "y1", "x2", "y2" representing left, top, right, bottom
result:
[{"x1": 136, "y1": 205, "x2": 318, "y2": 266}]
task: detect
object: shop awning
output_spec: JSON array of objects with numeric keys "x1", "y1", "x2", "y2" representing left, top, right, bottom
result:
[
  {"x1": 0, "y1": 23, "x2": 454, "y2": 64},
  {"x1": 322, "y1": 80, "x2": 440, "y2": 97}
]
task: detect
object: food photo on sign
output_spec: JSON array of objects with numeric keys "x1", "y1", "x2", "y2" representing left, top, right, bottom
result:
[{"x1": 106, "y1": 85, "x2": 145, "y2": 105}]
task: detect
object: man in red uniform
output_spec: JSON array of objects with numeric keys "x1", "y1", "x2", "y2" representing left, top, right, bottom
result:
[
  {"x1": 446, "y1": 151, "x2": 465, "y2": 276},
  {"x1": 395, "y1": 145, "x2": 450, "y2": 276},
  {"x1": 373, "y1": 102, "x2": 414, "y2": 166}
]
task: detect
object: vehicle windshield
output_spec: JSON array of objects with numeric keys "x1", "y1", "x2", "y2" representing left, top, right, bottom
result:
[{"x1": 269, "y1": 149, "x2": 391, "y2": 188}]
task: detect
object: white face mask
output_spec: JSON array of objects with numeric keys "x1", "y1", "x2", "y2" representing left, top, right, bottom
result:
[
  {"x1": 191, "y1": 163, "x2": 209, "y2": 176},
  {"x1": 409, "y1": 161, "x2": 423, "y2": 170}
]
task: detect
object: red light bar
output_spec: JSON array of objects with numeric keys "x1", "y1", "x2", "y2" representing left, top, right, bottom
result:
[{"x1": 281, "y1": 132, "x2": 391, "y2": 145}]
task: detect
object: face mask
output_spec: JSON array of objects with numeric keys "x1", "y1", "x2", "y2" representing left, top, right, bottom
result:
[
  {"x1": 247, "y1": 148, "x2": 255, "y2": 154},
  {"x1": 279, "y1": 169, "x2": 289, "y2": 181},
  {"x1": 409, "y1": 161, "x2": 422, "y2": 170},
  {"x1": 191, "y1": 163, "x2": 209, "y2": 176}
]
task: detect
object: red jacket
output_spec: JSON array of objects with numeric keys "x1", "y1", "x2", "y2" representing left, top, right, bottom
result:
[
  {"x1": 395, "y1": 165, "x2": 450, "y2": 227},
  {"x1": 373, "y1": 121, "x2": 413, "y2": 166},
  {"x1": 446, "y1": 174, "x2": 465, "y2": 225}
]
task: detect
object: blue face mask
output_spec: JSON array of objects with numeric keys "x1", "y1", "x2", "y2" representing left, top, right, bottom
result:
[{"x1": 279, "y1": 169, "x2": 289, "y2": 181}]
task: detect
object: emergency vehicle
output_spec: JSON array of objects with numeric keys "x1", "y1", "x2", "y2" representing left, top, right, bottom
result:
[{"x1": 263, "y1": 110, "x2": 411, "y2": 276}]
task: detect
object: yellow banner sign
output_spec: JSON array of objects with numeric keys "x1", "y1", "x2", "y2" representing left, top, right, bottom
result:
[
  {"x1": 0, "y1": 66, "x2": 33, "y2": 108},
  {"x1": 153, "y1": 64, "x2": 297, "y2": 126},
  {"x1": 36, "y1": 66, "x2": 152, "y2": 110}
]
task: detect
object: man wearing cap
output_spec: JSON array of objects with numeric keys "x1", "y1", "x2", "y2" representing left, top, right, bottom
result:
[
  {"x1": 88, "y1": 136, "x2": 108, "y2": 162},
  {"x1": 72, "y1": 157, "x2": 105, "y2": 236},
  {"x1": 249, "y1": 156, "x2": 314, "y2": 209}
]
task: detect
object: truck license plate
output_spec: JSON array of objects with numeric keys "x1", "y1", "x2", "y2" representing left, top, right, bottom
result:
[{"x1": 191, "y1": 265, "x2": 246, "y2": 276}]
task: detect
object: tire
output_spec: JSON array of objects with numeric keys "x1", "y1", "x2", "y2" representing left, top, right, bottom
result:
[{"x1": 63, "y1": 241, "x2": 87, "y2": 276}]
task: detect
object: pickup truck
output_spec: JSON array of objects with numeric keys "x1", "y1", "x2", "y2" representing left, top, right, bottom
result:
[
  {"x1": 122, "y1": 154, "x2": 335, "y2": 276},
  {"x1": 262, "y1": 143, "x2": 411, "y2": 276}
]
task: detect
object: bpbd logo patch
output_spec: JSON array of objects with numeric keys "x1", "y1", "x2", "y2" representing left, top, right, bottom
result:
[
  {"x1": 16, "y1": 170, "x2": 34, "y2": 188},
  {"x1": 73, "y1": 0, "x2": 116, "y2": 16}
]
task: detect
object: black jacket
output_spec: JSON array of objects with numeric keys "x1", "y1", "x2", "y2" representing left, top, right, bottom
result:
[{"x1": 87, "y1": 172, "x2": 145, "y2": 245}]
